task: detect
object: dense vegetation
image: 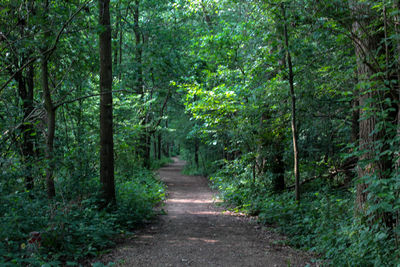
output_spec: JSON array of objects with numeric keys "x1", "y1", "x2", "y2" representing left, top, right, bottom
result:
[{"x1": 1, "y1": 0, "x2": 399, "y2": 266}]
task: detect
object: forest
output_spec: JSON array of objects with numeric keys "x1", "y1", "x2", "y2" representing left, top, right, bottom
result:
[{"x1": 0, "y1": 0, "x2": 399, "y2": 266}]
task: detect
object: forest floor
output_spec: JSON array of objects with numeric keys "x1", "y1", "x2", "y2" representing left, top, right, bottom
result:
[{"x1": 95, "y1": 158, "x2": 316, "y2": 266}]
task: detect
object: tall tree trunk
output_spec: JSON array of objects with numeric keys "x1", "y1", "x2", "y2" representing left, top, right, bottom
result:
[
  {"x1": 351, "y1": 2, "x2": 395, "y2": 225},
  {"x1": 351, "y1": 97, "x2": 359, "y2": 144},
  {"x1": 134, "y1": 0, "x2": 143, "y2": 95},
  {"x1": 15, "y1": 4, "x2": 36, "y2": 190},
  {"x1": 153, "y1": 134, "x2": 157, "y2": 160},
  {"x1": 394, "y1": 0, "x2": 400, "y2": 170},
  {"x1": 351, "y1": 1, "x2": 381, "y2": 212},
  {"x1": 163, "y1": 117, "x2": 170, "y2": 157},
  {"x1": 113, "y1": 21, "x2": 118, "y2": 67},
  {"x1": 133, "y1": 0, "x2": 151, "y2": 168},
  {"x1": 99, "y1": 0, "x2": 115, "y2": 204},
  {"x1": 113, "y1": 0, "x2": 122, "y2": 80},
  {"x1": 76, "y1": 87, "x2": 84, "y2": 174},
  {"x1": 144, "y1": 133, "x2": 151, "y2": 168},
  {"x1": 42, "y1": 55, "x2": 56, "y2": 199},
  {"x1": 16, "y1": 66, "x2": 36, "y2": 191},
  {"x1": 23, "y1": 64, "x2": 35, "y2": 190},
  {"x1": 282, "y1": 3, "x2": 300, "y2": 201},
  {"x1": 157, "y1": 133, "x2": 162, "y2": 160},
  {"x1": 41, "y1": 0, "x2": 56, "y2": 199},
  {"x1": 118, "y1": 5, "x2": 123, "y2": 81}
]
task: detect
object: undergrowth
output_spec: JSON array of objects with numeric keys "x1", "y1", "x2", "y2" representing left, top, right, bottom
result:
[
  {"x1": 181, "y1": 156, "x2": 218, "y2": 177},
  {"x1": 150, "y1": 157, "x2": 174, "y2": 170},
  {"x1": 0, "y1": 168, "x2": 165, "y2": 266},
  {"x1": 209, "y1": 159, "x2": 400, "y2": 266}
]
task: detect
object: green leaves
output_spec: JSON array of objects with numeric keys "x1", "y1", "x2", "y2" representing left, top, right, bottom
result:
[{"x1": 0, "y1": 168, "x2": 165, "y2": 265}]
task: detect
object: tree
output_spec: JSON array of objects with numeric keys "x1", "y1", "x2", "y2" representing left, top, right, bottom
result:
[
  {"x1": 281, "y1": 3, "x2": 300, "y2": 201},
  {"x1": 350, "y1": 1, "x2": 398, "y2": 223},
  {"x1": 13, "y1": 1, "x2": 36, "y2": 191},
  {"x1": 99, "y1": 0, "x2": 116, "y2": 204}
]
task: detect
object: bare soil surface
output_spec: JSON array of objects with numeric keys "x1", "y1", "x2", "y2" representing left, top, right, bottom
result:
[{"x1": 97, "y1": 158, "x2": 315, "y2": 266}]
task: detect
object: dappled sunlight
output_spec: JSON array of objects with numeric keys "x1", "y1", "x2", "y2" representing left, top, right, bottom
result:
[
  {"x1": 168, "y1": 198, "x2": 214, "y2": 204},
  {"x1": 163, "y1": 237, "x2": 220, "y2": 245},
  {"x1": 187, "y1": 210, "x2": 221, "y2": 215},
  {"x1": 188, "y1": 237, "x2": 219, "y2": 244}
]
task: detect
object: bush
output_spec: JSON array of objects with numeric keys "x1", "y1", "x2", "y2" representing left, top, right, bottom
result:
[
  {"x1": 0, "y1": 192, "x2": 117, "y2": 266},
  {"x1": 116, "y1": 169, "x2": 165, "y2": 227},
  {"x1": 0, "y1": 169, "x2": 165, "y2": 266},
  {"x1": 210, "y1": 159, "x2": 400, "y2": 266},
  {"x1": 150, "y1": 157, "x2": 174, "y2": 170}
]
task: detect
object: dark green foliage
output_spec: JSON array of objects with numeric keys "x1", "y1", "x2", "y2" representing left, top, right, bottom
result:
[
  {"x1": 0, "y1": 169, "x2": 165, "y2": 265},
  {"x1": 0, "y1": 192, "x2": 116, "y2": 265}
]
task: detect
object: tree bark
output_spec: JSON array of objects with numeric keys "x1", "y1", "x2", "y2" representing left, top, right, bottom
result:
[
  {"x1": 14, "y1": 3, "x2": 36, "y2": 191},
  {"x1": 23, "y1": 64, "x2": 35, "y2": 190},
  {"x1": 119, "y1": 5, "x2": 123, "y2": 81},
  {"x1": 134, "y1": 0, "x2": 143, "y2": 95},
  {"x1": 42, "y1": 55, "x2": 56, "y2": 199},
  {"x1": 41, "y1": 0, "x2": 56, "y2": 199},
  {"x1": 282, "y1": 3, "x2": 300, "y2": 201},
  {"x1": 133, "y1": 0, "x2": 151, "y2": 168},
  {"x1": 113, "y1": 0, "x2": 122, "y2": 80},
  {"x1": 158, "y1": 133, "x2": 162, "y2": 160},
  {"x1": 394, "y1": 0, "x2": 400, "y2": 170},
  {"x1": 16, "y1": 65, "x2": 36, "y2": 190},
  {"x1": 351, "y1": 2, "x2": 396, "y2": 224},
  {"x1": 165, "y1": 115, "x2": 170, "y2": 157},
  {"x1": 99, "y1": 0, "x2": 115, "y2": 204},
  {"x1": 351, "y1": 98, "x2": 359, "y2": 144},
  {"x1": 351, "y1": 1, "x2": 380, "y2": 212},
  {"x1": 153, "y1": 134, "x2": 157, "y2": 160},
  {"x1": 144, "y1": 133, "x2": 151, "y2": 168}
]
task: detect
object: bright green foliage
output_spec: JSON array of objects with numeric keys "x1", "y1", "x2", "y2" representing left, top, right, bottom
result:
[
  {"x1": 176, "y1": 0, "x2": 400, "y2": 265},
  {"x1": 210, "y1": 161, "x2": 399, "y2": 265}
]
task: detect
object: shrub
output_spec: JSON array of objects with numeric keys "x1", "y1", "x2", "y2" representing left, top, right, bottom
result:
[
  {"x1": 210, "y1": 159, "x2": 400, "y2": 265},
  {"x1": 0, "y1": 169, "x2": 165, "y2": 265},
  {"x1": 115, "y1": 169, "x2": 165, "y2": 228}
]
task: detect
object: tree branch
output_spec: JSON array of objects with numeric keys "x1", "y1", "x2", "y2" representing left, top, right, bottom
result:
[
  {"x1": 53, "y1": 89, "x2": 135, "y2": 109},
  {"x1": 0, "y1": 0, "x2": 93, "y2": 95},
  {"x1": 148, "y1": 88, "x2": 171, "y2": 133}
]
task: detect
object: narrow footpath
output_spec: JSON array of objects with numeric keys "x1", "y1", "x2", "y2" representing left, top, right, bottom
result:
[{"x1": 99, "y1": 158, "x2": 314, "y2": 266}]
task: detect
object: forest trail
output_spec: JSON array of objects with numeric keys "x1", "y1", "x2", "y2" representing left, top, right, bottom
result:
[{"x1": 98, "y1": 158, "x2": 314, "y2": 266}]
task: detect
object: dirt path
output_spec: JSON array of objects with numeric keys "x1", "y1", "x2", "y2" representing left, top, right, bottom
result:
[{"x1": 98, "y1": 158, "x2": 314, "y2": 266}]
